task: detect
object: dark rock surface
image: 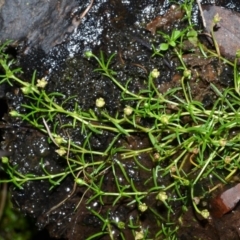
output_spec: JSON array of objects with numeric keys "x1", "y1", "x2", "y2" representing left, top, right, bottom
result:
[
  {"x1": 0, "y1": 0, "x2": 79, "y2": 53},
  {"x1": 203, "y1": 5, "x2": 240, "y2": 60}
]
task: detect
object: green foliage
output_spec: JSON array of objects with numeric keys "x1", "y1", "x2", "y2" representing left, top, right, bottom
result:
[
  {"x1": 0, "y1": 192, "x2": 33, "y2": 240},
  {"x1": 1, "y1": 0, "x2": 240, "y2": 239}
]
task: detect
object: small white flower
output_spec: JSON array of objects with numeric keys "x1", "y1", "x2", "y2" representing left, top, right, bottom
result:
[
  {"x1": 153, "y1": 152, "x2": 160, "y2": 161},
  {"x1": 151, "y1": 69, "x2": 160, "y2": 78},
  {"x1": 36, "y1": 78, "x2": 48, "y2": 88},
  {"x1": 156, "y1": 191, "x2": 168, "y2": 202},
  {"x1": 135, "y1": 230, "x2": 144, "y2": 240},
  {"x1": 96, "y1": 97, "x2": 105, "y2": 108},
  {"x1": 219, "y1": 139, "x2": 227, "y2": 147},
  {"x1": 201, "y1": 209, "x2": 210, "y2": 219},
  {"x1": 224, "y1": 156, "x2": 231, "y2": 164},
  {"x1": 124, "y1": 105, "x2": 133, "y2": 116},
  {"x1": 138, "y1": 203, "x2": 148, "y2": 212},
  {"x1": 55, "y1": 148, "x2": 66, "y2": 156}
]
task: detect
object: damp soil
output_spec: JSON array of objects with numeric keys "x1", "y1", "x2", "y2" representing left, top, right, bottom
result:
[{"x1": 1, "y1": 0, "x2": 240, "y2": 239}]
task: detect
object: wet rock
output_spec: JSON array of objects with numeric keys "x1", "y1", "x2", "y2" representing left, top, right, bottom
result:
[
  {"x1": 209, "y1": 183, "x2": 240, "y2": 218},
  {"x1": 0, "y1": 0, "x2": 80, "y2": 53},
  {"x1": 2, "y1": 0, "x2": 240, "y2": 239},
  {"x1": 201, "y1": 0, "x2": 240, "y2": 12},
  {"x1": 203, "y1": 5, "x2": 240, "y2": 60}
]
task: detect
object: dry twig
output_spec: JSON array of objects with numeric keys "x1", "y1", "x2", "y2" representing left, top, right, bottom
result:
[{"x1": 196, "y1": 0, "x2": 206, "y2": 28}]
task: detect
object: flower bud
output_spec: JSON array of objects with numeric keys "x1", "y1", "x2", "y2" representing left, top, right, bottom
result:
[
  {"x1": 85, "y1": 51, "x2": 94, "y2": 58},
  {"x1": 183, "y1": 69, "x2": 191, "y2": 79},
  {"x1": 9, "y1": 110, "x2": 21, "y2": 117},
  {"x1": 54, "y1": 135, "x2": 65, "y2": 145},
  {"x1": 96, "y1": 97, "x2": 105, "y2": 108}
]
